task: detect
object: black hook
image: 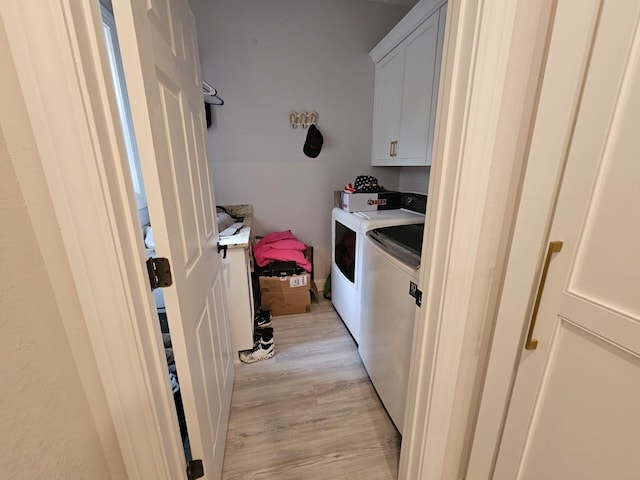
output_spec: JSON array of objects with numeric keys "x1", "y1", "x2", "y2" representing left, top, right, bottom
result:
[{"x1": 206, "y1": 95, "x2": 224, "y2": 106}]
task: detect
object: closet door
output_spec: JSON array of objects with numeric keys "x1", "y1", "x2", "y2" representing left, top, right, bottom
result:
[
  {"x1": 470, "y1": 1, "x2": 640, "y2": 478},
  {"x1": 112, "y1": 0, "x2": 234, "y2": 478}
]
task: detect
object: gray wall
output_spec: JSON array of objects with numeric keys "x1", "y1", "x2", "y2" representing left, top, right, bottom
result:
[
  {"x1": 191, "y1": 0, "x2": 419, "y2": 282},
  {"x1": 399, "y1": 166, "x2": 430, "y2": 193}
]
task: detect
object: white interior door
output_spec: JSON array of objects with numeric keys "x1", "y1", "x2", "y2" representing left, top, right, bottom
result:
[
  {"x1": 111, "y1": 0, "x2": 234, "y2": 478},
  {"x1": 488, "y1": 1, "x2": 640, "y2": 478}
]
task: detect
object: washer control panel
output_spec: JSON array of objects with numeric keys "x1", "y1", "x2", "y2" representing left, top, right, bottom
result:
[{"x1": 400, "y1": 193, "x2": 427, "y2": 214}]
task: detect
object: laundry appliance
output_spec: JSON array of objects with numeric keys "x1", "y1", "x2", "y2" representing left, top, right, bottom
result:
[
  {"x1": 330, "y1": 193, "x2": 427, "y2": 344},
  {"x1": 359, "y1": 221, "x2": 425, "y2": 433}
]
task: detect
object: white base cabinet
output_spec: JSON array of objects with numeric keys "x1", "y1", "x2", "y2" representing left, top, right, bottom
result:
[{"x1": 370, "y1": 0, "x2": 447, "y2": 166}]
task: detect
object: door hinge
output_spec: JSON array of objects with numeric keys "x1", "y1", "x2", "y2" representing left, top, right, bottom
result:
[
  {"x1": 217, "y1": 242, "x2": 228, "y2": 259},
  {"x1": 409, "y1": 281, "x2": 422, "y2": 307},
  {"x1": 146, "y1": 257, "x2": 173, "y2": 290},
  {"x1": 186, "y1": 459, "x2": 204, "y2": 479}
]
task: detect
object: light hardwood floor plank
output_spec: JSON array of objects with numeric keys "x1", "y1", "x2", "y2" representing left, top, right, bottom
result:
[{"x1": 221, "y1": 298, "x2": 401, "y2": 479}]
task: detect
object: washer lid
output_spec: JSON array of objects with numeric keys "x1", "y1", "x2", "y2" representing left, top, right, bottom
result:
[
  {"x1": 352, "y1": 208, "x2": 425, "y2": 222},
  {"x1": 367, "y1": 223, "x2": 424, "y2": 268},
  {"x1": 333, "y1": 207, "x2": 425, "y2": 232}
]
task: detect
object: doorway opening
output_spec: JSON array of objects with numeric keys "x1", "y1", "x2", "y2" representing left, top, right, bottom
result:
[{"x1": 98, "y1": 0, "x2": 192, "y2": 462}]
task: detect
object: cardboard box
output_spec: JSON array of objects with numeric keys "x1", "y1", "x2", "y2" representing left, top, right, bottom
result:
[
  {"x1": 334, "y1": 190, "x2": 401, "y2": 212},
  {"x1": 259, "y1": 273, "x2": 313, "y2": 316}
]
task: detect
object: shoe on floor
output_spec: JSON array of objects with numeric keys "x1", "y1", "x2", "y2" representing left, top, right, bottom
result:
[
  {"x1": 253, "y1": 331, "x2": 274, "y2": 347},
  {"x1": 239, "y1": 342, "x2": 275, "y2": 364},
  {"x1": 255, "y1": 318, "x2": 271, "y2": 328},
  {"x1": 252, "y1": 338, "x2": 274, "y2": 351},
  {"x1": 255, "y1": 310, "x2": 272, "y2": 327},
  {"x1": 255, "y1": 307, "x2": 272, "y2": 319},
  {"x1": 254, "y1": 326, "x2": 273, "y2": 336}
]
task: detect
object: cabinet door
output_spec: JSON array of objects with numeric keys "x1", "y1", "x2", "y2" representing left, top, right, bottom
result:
[
  {"x1": 223, "y1": 247, "x2": 255, "y2": 353},
  {"x1": 372, "y1": 47, "x2": 403, "y2": 165},
  {"x1": 397, "y1": 9, "x2": 441, "y2": 166}
]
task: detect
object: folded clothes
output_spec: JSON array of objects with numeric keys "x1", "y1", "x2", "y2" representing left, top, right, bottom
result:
[{"x1": 253, "y1": 230, "x2": 312, "y2": 272}]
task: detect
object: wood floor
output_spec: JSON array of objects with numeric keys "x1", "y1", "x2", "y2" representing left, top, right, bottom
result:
[{"x1": 221, "y1": 298, "x2": 401, "y2": 480}]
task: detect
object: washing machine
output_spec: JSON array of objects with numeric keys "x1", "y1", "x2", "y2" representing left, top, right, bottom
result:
[
  {"x1": 359, "y1": 222, "x2": 424, "y2": 433},
  {"x1": 331, "y1": 193, "x2": 427, "y2": 344}
]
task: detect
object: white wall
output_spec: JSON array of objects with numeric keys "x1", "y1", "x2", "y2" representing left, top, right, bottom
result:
[
  {"x1": 191, "y1": 0, "x2": 416, "y2": 281},
  {"x1": 0, "y1": 137, "x2": 125, "y2": 480},
  {"x1": 0, "y1": 19, "x2": 127, "y2": 477}
]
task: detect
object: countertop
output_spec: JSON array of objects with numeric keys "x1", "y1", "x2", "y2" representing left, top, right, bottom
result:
[{"x1": 217, "y1": 204, "x2": 253, "y2": 249}]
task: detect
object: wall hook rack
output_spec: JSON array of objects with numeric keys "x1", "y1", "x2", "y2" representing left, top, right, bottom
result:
[
  {"x1": 290, "y1": 111, "x2": 318, "y2": 129},
  {"x1": 202, "y1": 80, "x2": 224, "y2": 106}
]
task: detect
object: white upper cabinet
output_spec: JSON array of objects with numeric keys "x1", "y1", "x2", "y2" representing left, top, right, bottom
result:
[
  {"x1": 372, "y1": 48, "x2": 403, "y2": 162},
  {"x1": 370, "y1": 0, "x2": 447, "y2": 166}
]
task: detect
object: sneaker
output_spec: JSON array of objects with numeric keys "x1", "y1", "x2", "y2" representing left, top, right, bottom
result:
[
  {"x1": 168, "y1": 372, "x2": 180, "y2": 394},
  {"x1": 255, "y1": 309, "x2": 272, "y2": 327},
  {"x1": 239, "y1": 342, "x2": 275, "y2": 363},
  {"x1": 256, "y1": 319, "x2": 270, "y2": 328},
  {"x1": 254, "y1": 326, "x2": 274, "y2": 336},
  {"x1": 253, "y1": 337, "x2": 274, "y2": 350},
  {"x1": 256, "y1": 307, "x2": 272, "y2": 317},
  {"x1": 253, "y1": 331, "x2": 274, "y2": 347}
]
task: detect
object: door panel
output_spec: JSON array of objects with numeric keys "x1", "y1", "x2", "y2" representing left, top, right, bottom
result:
[
  {"x1": 213, "y1": 277, "x2": 233, "y2": 386},
  {"x1": 570, "y1": 110, "x2": 640, "y2": 318},
  {"x1": 112, "y1": 0, "x2": 234, "y2": 478},
  {"x1": 157, "y1": 81, "x2": 202, "y2": 267},
  {"x1": 491, "y1": 0, "x2": 640, "y2": 478},
  {"x1": 523, "y1": 320, "x2": 640, "y2": 479},
  {"x1": 398, "y1": 11, "x2": 439, "y2": 162},
  {"x1": 372, "y1": 49, "x2": 403, "y2": 163}
]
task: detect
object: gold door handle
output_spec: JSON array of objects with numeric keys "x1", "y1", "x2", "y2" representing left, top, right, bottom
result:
[
  {"x1": 525, "y1": 241, "x2": 563, "y2": 350},
  {"x1": 390, "y1": 141, "x2": 394, "y2": 157}
]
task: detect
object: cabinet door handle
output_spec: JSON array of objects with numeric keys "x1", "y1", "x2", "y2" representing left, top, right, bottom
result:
[
  {"x1": 525, "y1": 241, "x2": 563, "y2": 350},
  {"x1": 390, "y1": 141, "x2": 394, "y2": 157},
  {"x1": 390, "y1": 140, "x2": 398, "y2": 157}
]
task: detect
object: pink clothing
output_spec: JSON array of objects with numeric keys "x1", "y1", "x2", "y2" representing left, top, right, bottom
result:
[{"x1": 253, "y1": 230, "x2": 312, "y2": 272}]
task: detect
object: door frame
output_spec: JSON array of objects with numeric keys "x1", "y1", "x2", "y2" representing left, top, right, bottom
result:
[
  {"x1": 4, "y1": 0, "x2": 557, "y2": 478},
  {"x1": 2, "y1": 1, "x2": 186, "y2": 478}
]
